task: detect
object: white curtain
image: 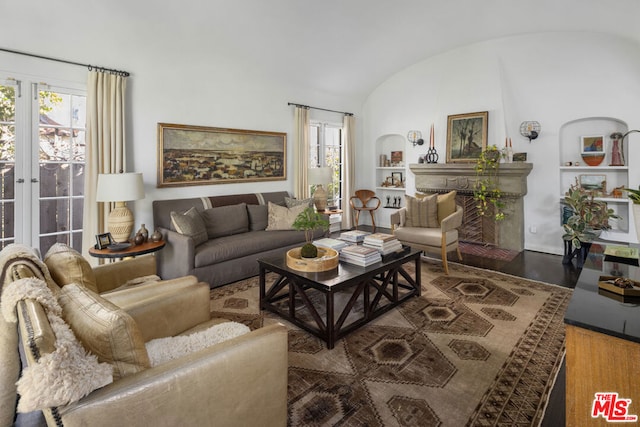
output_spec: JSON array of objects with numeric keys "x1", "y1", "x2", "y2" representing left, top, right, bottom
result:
[
  {"x1": 293, "y1": 106, "x2": 310, "y2": 198},
  {"x1": 342, "y1": 114, "x2": 356, "y2": 229},
  {"x1": 81, "y1": 71, "x2": 127, "y2": 260}
]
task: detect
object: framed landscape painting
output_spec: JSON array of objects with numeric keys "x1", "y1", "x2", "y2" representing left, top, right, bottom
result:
[
  {"x1": 157, "y1": 123, "x2": 286, "y2": 187},
  {"x1": 446, "y1": 111, "x2": 488, "y2": 163}
]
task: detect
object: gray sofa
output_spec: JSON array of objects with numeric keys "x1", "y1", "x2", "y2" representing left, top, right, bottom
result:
[{"x1": 153, "y1": 191, "x2": 322, "y2": 288}]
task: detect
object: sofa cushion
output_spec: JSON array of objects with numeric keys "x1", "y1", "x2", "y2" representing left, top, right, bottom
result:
[
  {"x1": 201, "y1": 203, "x2": 249, "y2": 238},
  {"x1": 437, "y1": 190, "x2": 457, "y2": 224},
  {"x1": 44, "y1": 243, "x2": 98, "y2": 293},
  {"x1": 284, "y1": 196, "x2": 313, "y2": 209},
  {"x1": 405, "y1": 194, "x2": 438, "y2": 228},
  {"x1": 247, "y1": 204, "x2": 268, "y2": 231},
  {"x1": 265, "y1": 202, "x2": 306, "y2": 231},
  {"x1": 59, "y1": 284, "x2": 151, "y2": 380},
  {"x1": 194, "y1": 230, "x2": 307, "y2": 267},
  {"x1": 171, "y1": 207, "x2": 208, "y2": 246}
]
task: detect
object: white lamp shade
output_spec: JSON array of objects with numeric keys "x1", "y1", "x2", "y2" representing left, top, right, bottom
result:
[
  {"x1": 96, "y1": 173, "x2": 145, "y2": 202},
  {"x1": 308, "y1": 167, "x2": 332, "y2": 185}
]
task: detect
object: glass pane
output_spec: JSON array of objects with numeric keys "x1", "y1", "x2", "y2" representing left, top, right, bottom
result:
[
  {"x1": 325, "y1": 127, "x2": 341, "y2": 146},
  {"x1": 73, "y1": 130, "x2": 85, "y2": 161},
  {"x1": 0, "y1": 85, "x2": 15, "y2": 122},
  {"x1": 40, "y1": 164, "x2": 70, "y2": 197},
  {"x1": 40, "y1": 234, "x2": 67, "y2": 256},
  {"x1": 72, "y1": 198, "x2": 83, "y2": 229},
  {"x1": 40, "y1": 199, "x2": 69, "y2": 233},
  {"x1": 0, "y1": 201, "x2": 14, "y2": 239},
  {"x1": 72, "y1": 164, "x2": 84, "y2": 196},
  {"x1": 0, "y1": 163, "x2": 15, "y2": 199},
  {"x1": 40, "y1": 92, "x2": 70, "y2": 127},
  {"x1": 0, "y1": 125, "x2": 15, "y2": 161},
  {"x1": 71, "y1": 231, "x2": 82, "y2": 252},
  {"x1": 71, "y1": 95, "x2": 86, "y2": 128}
]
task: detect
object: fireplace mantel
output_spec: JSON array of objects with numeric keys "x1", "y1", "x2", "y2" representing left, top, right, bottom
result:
[{"x1": 409, "y1": 162, "x2": 533, "y2": 251}]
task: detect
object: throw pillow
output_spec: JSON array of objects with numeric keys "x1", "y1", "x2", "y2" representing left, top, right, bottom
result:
[
  {"x1": 247, "y1": 204, "x2": 269, "y2": 231},
  {"x1": 170, "y1": 207, "x2": 208, "y2": 246},
  {"x1": 200, "y1": 203, "x2": 249, "y2": 239},
  {"x1": 437, "y1": 190, "x2": 457, "y2": 224},
  {"x1": 44, "y1": 243, "x2": 98, "y2": 293},
  {"x1": 404, "y1": 194, "x2": 438, "y2": 228},
  {"x1": 265, "y1": 202, "x2": 306, "y2": 231},
  {"x1": 284, "y1": 196, "x2": 314, "y2": 209},
  {"x1": 58, "y1": 284, "x2": 151, "y2": 381},
  {"x1": 146, "y1": 321, "x2": 250, "y2": 366}
]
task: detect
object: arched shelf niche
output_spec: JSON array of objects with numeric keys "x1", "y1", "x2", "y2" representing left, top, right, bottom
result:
[{"x1": 375, "y1": 133, "x2": 406, "y2": 228}]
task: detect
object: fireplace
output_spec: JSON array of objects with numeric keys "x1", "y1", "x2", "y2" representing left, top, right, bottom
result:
[{"x1": 409, "y1": 163, "x2": 533, "y2": 251}]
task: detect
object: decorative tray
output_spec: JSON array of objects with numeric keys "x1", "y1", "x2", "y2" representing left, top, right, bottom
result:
[
  {"x1": 598, "y1": 275, "x2": 640, "y2": 297},
  {"x1": 107, "y1": 243, "x2": 132, "y2": 252}
]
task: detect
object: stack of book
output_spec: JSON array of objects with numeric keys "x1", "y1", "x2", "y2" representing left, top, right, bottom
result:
[
  {"x1": 363, "y1": 233, "x2": 404, "y2": 255},
  {"x1": 339, "y1": 245, "x2": 382, "y2": 266},
  {"x1": 339, "y1": 230, "x2": 371, "y2": 243},
  {"x1": 313, "y1": 238, "x2": 349, "y2": 252}
]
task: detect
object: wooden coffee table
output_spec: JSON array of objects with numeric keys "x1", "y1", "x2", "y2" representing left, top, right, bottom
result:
[{"x1": 258, "y1": 248, "x2": 421, "y2": 349}]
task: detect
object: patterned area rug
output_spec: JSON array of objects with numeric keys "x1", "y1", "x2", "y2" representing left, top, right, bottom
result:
[
  {"x1": 209, "y1": 259, "x2": 571, "y2": 426},
  {"x1": 459, "y1": 242, "x2": 520, "y2": 262}
]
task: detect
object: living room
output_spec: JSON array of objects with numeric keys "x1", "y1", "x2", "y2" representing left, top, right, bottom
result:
[{"x1": 1, "y1": 1, "x2": 640, "y2": 426}]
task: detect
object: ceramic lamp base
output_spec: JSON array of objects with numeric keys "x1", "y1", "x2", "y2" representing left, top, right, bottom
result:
[
  {"x1": 108, "y1": 202, "x2": 134, "y2": 243},
  {"x1": 313, "y1": 185, "x2": 328, "y2": 211}
]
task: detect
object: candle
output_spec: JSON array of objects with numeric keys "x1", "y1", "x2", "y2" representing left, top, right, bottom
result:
[{"x1": 430, "y1": 124, "x2": 434, "y2": 148}]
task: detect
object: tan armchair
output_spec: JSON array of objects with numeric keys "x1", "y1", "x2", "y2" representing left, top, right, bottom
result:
[
  {"x1": 0, "y1": 244, "x2": 287, "y2": 427},
  {"x1": 349, "y1": 189, "x2": 381, "y2": 231},
  {"x1": 391, "y1": 203, "x2": 464, "y2": 274}
]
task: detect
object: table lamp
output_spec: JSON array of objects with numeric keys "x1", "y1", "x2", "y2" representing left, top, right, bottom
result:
[
  {"x1": 96, "y1": 172, "x2": 145, "y2": 242},
  {"x1": 308, "y1": 167, "x2": 332, "y2": 211}
]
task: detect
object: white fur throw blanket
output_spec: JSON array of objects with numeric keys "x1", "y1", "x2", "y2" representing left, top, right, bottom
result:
[
  {"x1": 1, "y1": 277, "x2": 113, "y2": 412},
  {"x1": 146, "y1": 322, "x2": 250, "y2": 366}
]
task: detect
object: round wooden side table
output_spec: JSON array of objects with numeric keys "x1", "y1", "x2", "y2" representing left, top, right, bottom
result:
[{"x1": 88, "y1": 240, "x2": 165, "y2": 259}]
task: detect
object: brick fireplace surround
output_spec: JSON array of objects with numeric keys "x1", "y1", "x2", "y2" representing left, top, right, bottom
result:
[{"x1": 409, "y1": 163, "x2": 533, "y2": 252}]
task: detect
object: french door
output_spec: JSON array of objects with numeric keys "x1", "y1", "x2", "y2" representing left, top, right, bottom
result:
[{"x1": 0, "y1": 78, "x2": 86, "y2": 254}]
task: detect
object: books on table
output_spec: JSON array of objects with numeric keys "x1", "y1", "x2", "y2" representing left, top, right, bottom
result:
[
  {"x1": 339, "y1": 230, "x2": 371, "y2": 243},
  {"x1": 363, "y1": 233, "x2": 404, "y2": 255},
  {"x1": 313, "y1": 238, "x2": 349, "y2": 252},
  {"x1": 340, "y1": 244, "x2": 382, "y2": 266}
]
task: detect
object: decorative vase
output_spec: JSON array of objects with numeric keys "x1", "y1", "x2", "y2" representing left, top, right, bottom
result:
[
  {"x1": 150, "y1": 228, "x2": 163, "y2": 242},
  {"x1": 134, "y1": 233, "x2": 145, "y2": 246},
  {"x1": 136, "y1": 224, "x2": 149, "y2": 242}
]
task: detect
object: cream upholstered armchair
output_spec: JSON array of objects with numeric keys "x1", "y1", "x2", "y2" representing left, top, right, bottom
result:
[
  {"x1": 391, "y1": 192, "x2": 463, "y2": 274},
  {"x1": 0, "y1": 244, "x2": 287, "y2": 427}
]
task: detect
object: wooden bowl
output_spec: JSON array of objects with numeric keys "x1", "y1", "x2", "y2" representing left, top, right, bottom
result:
[
  {"x1": 581, "y1": 153, "x2": 605, "y2": 166},
  {"x1": 286, "y1": 247, "x2": 339, "y2": 272}
]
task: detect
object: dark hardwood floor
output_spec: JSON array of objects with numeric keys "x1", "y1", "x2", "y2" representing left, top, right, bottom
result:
[{"x1": 352, "y1": 226, "x2": 578, "y2": 426}]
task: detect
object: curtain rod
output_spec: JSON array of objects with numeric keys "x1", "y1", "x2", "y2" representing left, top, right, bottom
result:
[
  {"x1": 0, "y1": 47, "x2": 130, "y2": 77},
  {"x1": 288, "y1": 102, "x2": 353, "y2": 116}
]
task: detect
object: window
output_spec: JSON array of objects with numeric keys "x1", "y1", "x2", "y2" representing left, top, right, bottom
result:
[
  {"x1": 309, "y1": 121, "x2": 343, "y2": 209},
  {"x1": 0, "y1": 77, "x2": 86, "y2": 254}
]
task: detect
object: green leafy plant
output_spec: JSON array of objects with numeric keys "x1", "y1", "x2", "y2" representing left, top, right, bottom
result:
[
  {"x1": 624, "y1": 186, "x2": 640, "y2": 204},
  {"x1": 563, "y1": 178, "x2": 620, "y2": 249},
  {"x1": 292, "y1": 207, "x2": 330, "y2": 258},
  {"x1": 473, "y1": 145, "x2": 505, "y2": 221}
]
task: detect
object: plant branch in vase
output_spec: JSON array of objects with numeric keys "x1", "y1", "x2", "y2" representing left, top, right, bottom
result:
[{"x1": 292, "y1": 207, "x2": 330, "y2": 258}]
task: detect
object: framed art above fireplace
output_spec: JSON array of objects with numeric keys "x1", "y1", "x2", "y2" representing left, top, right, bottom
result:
[{"x1": 446, "y1": 111, "x2": 488, "y2": 163}]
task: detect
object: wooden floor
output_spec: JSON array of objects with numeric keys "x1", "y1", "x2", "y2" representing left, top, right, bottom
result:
[{"x1": 359, "y1": 226, "x2": 579, "y2": 426}]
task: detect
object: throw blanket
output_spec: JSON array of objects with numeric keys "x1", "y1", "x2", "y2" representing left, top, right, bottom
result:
[{"x1": 1, "y1": 277, "x2": 113, "y2": 412}]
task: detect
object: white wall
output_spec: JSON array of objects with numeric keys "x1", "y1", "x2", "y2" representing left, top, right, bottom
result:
[{"x1": 363, "y1": 32, "x2": 640, "y2": 254}]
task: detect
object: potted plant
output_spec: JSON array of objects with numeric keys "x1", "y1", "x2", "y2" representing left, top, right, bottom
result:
[
  {"x1": 562, "y1": 178, "x2": 620, "y2": 253},
  {"x1": 292, "y1": 207, "x2": 330, "y2": 258},
  {"x1": 473, "y1": 145, "x2": 505, "y2": 221},
  {"x1": 624, "y1": 186, "x2": 640, "y2": 242}
]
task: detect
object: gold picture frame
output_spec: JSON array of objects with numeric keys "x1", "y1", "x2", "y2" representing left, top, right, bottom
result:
[
  {"x1": 446, "y1": 111, "x2": 489, "y2": 163},
  {"x1": 157, "y1": 123, "x2": 286, "y2": 187}
]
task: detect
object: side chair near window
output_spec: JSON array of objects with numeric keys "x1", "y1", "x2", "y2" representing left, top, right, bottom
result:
[
  {"x1": 0, "y1": 243, "x2": 287, "y2": 427},
  {"x1": 349, "y1": 189, "x2": 381, "y2": 232},
  {"x1": 391, "y1": 192, "x2": 463, "y2": 275}
]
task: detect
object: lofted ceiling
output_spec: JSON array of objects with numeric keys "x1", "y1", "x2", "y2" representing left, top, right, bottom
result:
[{"x1": 3, "y1": 0, "x2": 640, "y2": 101}]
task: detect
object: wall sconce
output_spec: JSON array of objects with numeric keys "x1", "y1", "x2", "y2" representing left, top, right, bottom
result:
[
  {"x1": 519, "y1": 121, "x2": 540, "y2": 142},
  {"x1": 407, "y1": 130, "x2": 424, "y2": 147}
]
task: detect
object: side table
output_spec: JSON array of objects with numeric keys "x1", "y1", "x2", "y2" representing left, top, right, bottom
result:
[{"x1": 89, "y1": 240, "x2": 166, "y2": 260}]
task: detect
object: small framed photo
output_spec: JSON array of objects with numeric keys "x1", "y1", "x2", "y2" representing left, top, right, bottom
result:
[
  {"x1": 390, "y1": 150, "x2": 403, "y2": 166},
  {"x1": 391, "y1": 171, "x2": 404, "y2": 187},
  {"x1": 95, "y1": 232, "x2": 114, "y2": 249},
  {"x1": 579, "y1": 174, "x2": 606, "y2": 194},
  {"x1": 580, "y1": 135, "x2": 605, "y2": 155}
]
